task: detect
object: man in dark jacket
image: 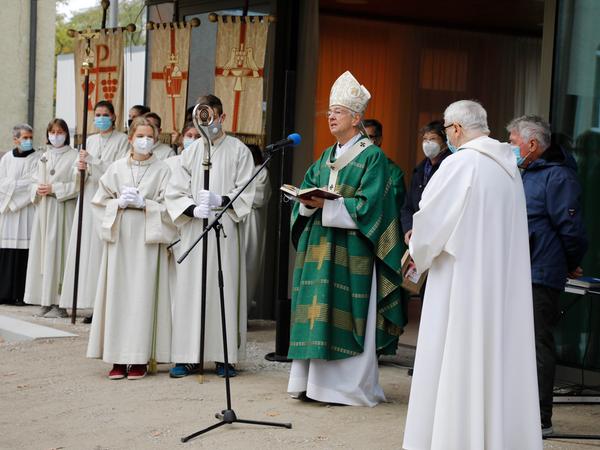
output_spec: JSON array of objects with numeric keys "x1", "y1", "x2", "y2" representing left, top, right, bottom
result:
[
  {"x1": 508, "y1": 115, "x2": 588, "y2": 437},
  {"x1": 400, "y1": 120, "x2": 452, "y2": 244}
]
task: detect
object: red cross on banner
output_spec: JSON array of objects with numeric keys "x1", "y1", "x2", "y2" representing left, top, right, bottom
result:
[
  {"x1": 214, "y1": 16, "x2": 271, "y2": 137},
  {"x1": 148, "y1": 24, "x2": 192, "y2": 134},
  {"x1": 74, "y1": 30, "x2": 125, "y2": 135}
]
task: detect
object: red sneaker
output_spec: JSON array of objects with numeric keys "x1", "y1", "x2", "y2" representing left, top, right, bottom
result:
[
  {"x1": 127, "y1": 364, "x2": 147, "y2": 380},
  {"x1": 108, "y1": 364, "x2": 127, "y2": 380}
]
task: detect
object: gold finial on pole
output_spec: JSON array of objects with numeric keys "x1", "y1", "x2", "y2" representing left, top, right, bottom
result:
[{"x1": 78, "y1": 28, "x2": 99, "y2": 76}]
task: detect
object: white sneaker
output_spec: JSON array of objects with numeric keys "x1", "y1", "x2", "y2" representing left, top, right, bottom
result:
[{"x1": 43, "y1": 306, "x2": 69, "y2": 318}]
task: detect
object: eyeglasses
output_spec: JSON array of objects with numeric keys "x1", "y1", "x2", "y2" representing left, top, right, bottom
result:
[
  {"x1": 327, "y1": 108, "x2": 351, "y2": 118},
  {"x1": 444, "y1": 123, "x2": 462, "y2": 130}
]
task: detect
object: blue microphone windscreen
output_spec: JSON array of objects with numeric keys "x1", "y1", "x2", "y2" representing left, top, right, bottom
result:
[{"x1": 287, "y1": 133, "x2": 302, "y2": 146}]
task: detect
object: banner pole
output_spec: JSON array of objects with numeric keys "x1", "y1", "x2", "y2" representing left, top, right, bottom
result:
[{"x1": 70, "y1": 29, "x2": 97, "y2": 324}]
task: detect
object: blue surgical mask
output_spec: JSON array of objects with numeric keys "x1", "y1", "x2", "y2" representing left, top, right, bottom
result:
[
  {"x1": 512, "y1": 146, "x2": 525, "y2": 167},
  {"x1": 446, "y1": 136, "x2": 459, "y2": 154},
  {"x1": 94, "y1": 116, "x2": 113, "y2": 131},
  {"x1": 183, "y1": 137, "x2": 196, "y2": 149},
  {"x1": 19, "y1": 139, "x2": 33, "y2": 151}
]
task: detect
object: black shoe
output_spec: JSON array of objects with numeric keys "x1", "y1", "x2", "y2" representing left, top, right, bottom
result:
[
  {"x1": 82, "y1": 314, "x2": 93, "y2": 324},
  {"x1": 13, "y1": 300, "x2": 26, "y2": 306},
  {"x1": 408, "y1": 368, "x2": 414, "y2": 376}
]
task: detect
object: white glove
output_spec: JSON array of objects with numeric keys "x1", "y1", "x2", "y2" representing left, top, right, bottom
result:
[
  {"x1": 118, "y1": 187, "x2": 145, "y2": 209},
  {"x1": 197, "y1": 190, "x2": 222, "y2": 208},
  {"x1": 127, "y1": 190, "x2": 145, "y2": 209},
  {"x1": 193, "y1": 204, "x2": 211, "y2": 219},
  {"x1": 118, "y1": 194, "x2": 129, "y2": 209}
]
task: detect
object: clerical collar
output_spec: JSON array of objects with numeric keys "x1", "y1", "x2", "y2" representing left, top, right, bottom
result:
[
  {"x1": 48, "y1": 145, "x2": 70, "y2": 154},
  {"x1": 12, "y1": 148, "x2": 35, "y2": 158},
  {"x1": 335, "y1": 133, "x2": 362, "y2": 158},
  {"x1": 129, "y1": 154, "x2": 155, "y2": 166}
]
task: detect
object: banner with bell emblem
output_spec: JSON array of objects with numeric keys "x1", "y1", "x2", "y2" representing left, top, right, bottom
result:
[
  {"x1": 147, "y1": 23, "x2": 192, "y2": 135},
  {"x1": 74, "y1": 29, "x2": 124, "y2": 135},
  {"x1": 214, "y1": 16, "x2": 270, "y2": 136}
]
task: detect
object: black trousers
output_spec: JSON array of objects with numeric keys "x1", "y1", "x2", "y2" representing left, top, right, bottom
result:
[
  {"x1": 532, "y1": 283, "x2": 561, "y2": 428},
  {"x1": 0, "y1": 248, "x2": 29, "y2": 304}
]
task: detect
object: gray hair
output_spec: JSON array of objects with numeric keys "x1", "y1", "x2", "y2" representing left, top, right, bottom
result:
[
  {"x1": 12, "y1": 123, "x2": 33, "y2": 139},
  {"x1": 506, "y1": 115, "x2": 550, "y2": 150},
  {"x1": 444, "y1": 100, "x2": 490, "y2": 134}
]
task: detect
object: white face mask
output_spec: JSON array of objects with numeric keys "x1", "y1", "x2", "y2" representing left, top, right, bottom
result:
[
  {"x1": 133, "y1": 137, "x2": 154, "y2": 155},
  {"x1": 209, "y1": 120, "x2": 222, "y2": 138},
  {"x1": 422, "y1": 140, "x2": 441, "y2": 159},
  {"x1": 48, "y1": 133, "x2": 66, "y2": 148}
]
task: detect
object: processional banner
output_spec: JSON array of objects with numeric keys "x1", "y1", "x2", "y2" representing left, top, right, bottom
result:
[
  {"x1": 147, "y1": 23, "x2": 192, "y2": 136},
  {"x1": 74, "y1": 29, "x2": 124, "y2": 135},
  {"x1": 214, "y1": 16, "x2": 270, "y2": 137}
]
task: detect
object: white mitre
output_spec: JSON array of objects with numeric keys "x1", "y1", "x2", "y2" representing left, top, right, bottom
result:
[{"x1": 329, "y1": 71, "x2": 371, "y2": 113}]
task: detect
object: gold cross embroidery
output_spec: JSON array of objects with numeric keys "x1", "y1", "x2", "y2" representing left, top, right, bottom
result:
[
  {"x1": 307, "y1": 295, "x2": 321, "y2": 330},
  {"x1": 309, "y1": 236, "x2": 329, "y2": 270}
]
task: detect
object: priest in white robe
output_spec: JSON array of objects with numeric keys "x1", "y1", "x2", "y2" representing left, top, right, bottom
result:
[
  {"x1": 166, "y1": 94, "x2": 255, "y2": 378},
  {"x1": 242, "y1": 145, "x2": 272, "y2": 311},
  {"x1": 0, "y1": 124, "x2": 39, "y2": 305},
  {"x1": 87, "y1": 117, "x2": 176, "y2": 380},
  {"x1": 165, "y1": 123, "x2": 200, "y2": 317},
  {"x1": 403, "y1": 100, "x2": 542, "y2": 450},
  {"x1": 60, "y1": 101, "x2": 129, "y2": 314},
  {"x1": 24, "y1": 119, "x2": 78, "y2": 317}
]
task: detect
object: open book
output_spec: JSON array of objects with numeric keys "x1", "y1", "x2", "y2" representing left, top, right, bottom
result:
[{"x1": 280, "y1": 184, "x2": 341, "y2": 201}]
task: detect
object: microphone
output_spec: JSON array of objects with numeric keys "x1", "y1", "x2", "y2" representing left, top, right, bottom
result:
[{"x1": 265, "y1": 133, "x2": 302, "y2": 151}]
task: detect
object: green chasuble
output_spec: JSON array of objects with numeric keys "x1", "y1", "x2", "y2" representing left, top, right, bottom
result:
[
  {"x1": 387, "y1": 157, "x2": 406, "y2": 208},
  {"x1": 288, "y1": 141, "x2": 407, "y2": 361}
]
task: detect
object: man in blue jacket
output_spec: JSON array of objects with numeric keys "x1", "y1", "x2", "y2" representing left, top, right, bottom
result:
[{"x1": 508, "y1": 115, "x2": 588, "y2": 436}]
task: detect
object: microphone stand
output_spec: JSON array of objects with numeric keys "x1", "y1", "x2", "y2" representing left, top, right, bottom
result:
[
  {"x1": 178, "y1": 143, "x2": 292, "y2": 442},
  {"x1": 196, "y1": 116, "x2": 212, "y2": 382}
]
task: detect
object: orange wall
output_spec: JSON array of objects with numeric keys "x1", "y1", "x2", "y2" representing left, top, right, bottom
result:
[
  {"x1": 315, "y1": 15, "x2": 420, "y2": 175},
  {"x1": 314, "y1": 15, "x2": 541, "y2": 181}
]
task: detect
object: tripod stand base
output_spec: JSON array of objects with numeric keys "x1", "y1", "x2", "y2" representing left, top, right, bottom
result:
[
  {"x1": 265, "y1": 352, "x2": 292, "y2": 363},
  {"x1": 181, "y1": 409, "x2": 292, "y2": 442}
]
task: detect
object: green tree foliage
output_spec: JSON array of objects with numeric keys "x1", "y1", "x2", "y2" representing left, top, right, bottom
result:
[{"x1": 55, "y1": 0, "x2": 146, "y2": 55}]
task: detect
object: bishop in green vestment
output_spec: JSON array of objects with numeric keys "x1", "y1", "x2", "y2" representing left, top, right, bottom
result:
[{"x1": 287, "y1": 71, "x2": 406, "y2": 406}]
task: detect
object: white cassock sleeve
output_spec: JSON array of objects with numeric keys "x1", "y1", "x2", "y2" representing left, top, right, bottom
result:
[
  {"x1": 409, "y1": 153, "x2": 474, "y2": 273},
  {"x1": 298, "y1": 203, "x2": 318, "y2": 217},
  {"x1": 322, "y1": 197, "x2": 358, "y2": 229}
]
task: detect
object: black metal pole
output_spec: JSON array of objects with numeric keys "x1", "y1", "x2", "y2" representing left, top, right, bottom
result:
[
  {"x1": 173, "y1": 0, "x2": 180, "y2": 22},
  {"x1": 214, "y1": 224, "x2": 232, "y2": 410},
  {"x1": 265, "y1": 69, "x2": 295, "y2": 362},
  {"x1": 71, "y1": 55, "x2": 91, "y2": 324},
  {"x1": 101, "y1": 0, "x2": 109, "y2": 29},
  {"x1": 198, "y1": 157, "x2": 210, "y2": 377}
]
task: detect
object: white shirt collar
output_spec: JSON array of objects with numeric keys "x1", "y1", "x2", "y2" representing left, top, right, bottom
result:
[{"x1": 335, "y1": 133, "x2": 362, "y2": 158}]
